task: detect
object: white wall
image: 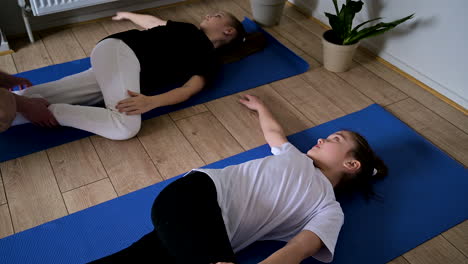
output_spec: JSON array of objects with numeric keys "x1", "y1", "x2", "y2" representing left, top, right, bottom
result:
[
  {"x1": 290, "y1": 0, "x2": 468, "y2": 110},
  {"x1": 0, "y1": 0, "x2": 183, "y2": 36}
]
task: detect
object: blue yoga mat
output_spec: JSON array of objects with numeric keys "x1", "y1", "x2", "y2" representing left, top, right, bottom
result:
[
  {"x1": 0, "y1": 104, "x2": 466, "y2": 264},
  {"x1": 0, "y1": 18, "x2": 309, "y2": 162}
]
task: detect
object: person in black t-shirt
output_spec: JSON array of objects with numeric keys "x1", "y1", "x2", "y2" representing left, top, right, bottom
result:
[{"x1": 6, "y1": 11, "x2": 245, "y2": 140}]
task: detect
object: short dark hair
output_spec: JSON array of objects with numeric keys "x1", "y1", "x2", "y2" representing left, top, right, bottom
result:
[{"x1": 334, "y1": 131, "x2": 388, "y2": 201}]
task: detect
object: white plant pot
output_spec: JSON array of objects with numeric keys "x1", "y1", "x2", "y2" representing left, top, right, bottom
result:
[
  {"x1": 322, "y1": 30, "x2": 360, "y2": 72},
  {"x1": 250, "y1": 0, "x2": 287, "y2": 26}
]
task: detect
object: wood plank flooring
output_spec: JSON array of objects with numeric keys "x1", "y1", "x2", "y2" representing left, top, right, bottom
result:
[{"x1": 0, "y1": 0, "x2": 466, "y2": 263}]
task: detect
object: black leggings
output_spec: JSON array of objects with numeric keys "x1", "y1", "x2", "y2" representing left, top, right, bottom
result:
[{"x1": 89, "y1": 171, "x2": 236, "y2": 264}]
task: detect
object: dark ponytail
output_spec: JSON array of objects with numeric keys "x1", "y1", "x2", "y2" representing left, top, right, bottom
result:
[
  {"x1": 217, "y1": 12, "x2": 267, "y2": 64},
  {"x1": 334, "y1": 131, "x2": 388, "y2": 201}
]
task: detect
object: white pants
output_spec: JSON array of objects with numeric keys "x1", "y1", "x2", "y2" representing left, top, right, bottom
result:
[{"x1": 13, "y1": 39, "x2": 142, "y2": 140}]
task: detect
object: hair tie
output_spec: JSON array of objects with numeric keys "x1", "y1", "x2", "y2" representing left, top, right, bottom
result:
[{"x1": 372, "y1": 168, "x2": 378, "y2": 176}]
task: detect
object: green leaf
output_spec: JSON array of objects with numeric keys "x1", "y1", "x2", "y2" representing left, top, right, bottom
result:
[
  {"x1": 347, "y1": 1, "x2": 364, "y2": 14},
  {"x1": 325, "y1": 12, "x2": 339, "y2": 31},
  {"x1": 342, "y1": 1, "x2": 363, "y2": 36},
  {"x1": 343, "y1": 14, "x2": 414, "y2": 44},
  {"x1": 326, "y1": 1, "x2": 413, "y2": 45},
  {"x1": 344, "y1": 28, "x2": 389, "y2": 44},
  {"x1": 336, "y1": 4, "x2": 347, "y2": 40},
  {"x1": 351, "y1": 17, "x2": 382, "y2": 34},
  {"x1": 326, "y1": 12, "x2": 345, "y2": 43},
  {"x1": 332, "y1": 0, "x2": 340, "y2": 15}
]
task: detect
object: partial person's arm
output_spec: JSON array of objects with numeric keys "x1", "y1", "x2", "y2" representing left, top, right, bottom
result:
[
  {"x1": 0, "y1": 70, "x2": 32, "y2": 90},
  {"x1": 239, "y1": 94, "x2": 287, "y2": 148},
  {"x1": 112, "y1": 11, "x2": 167, "y2": 29},
  {"x1": 0, "y1": 71, "x2": 57, "y2": 129},
  {"x1": 13, "y1": 94, "x2": 59, "y2": 127},
  {"x1": 116, "y1": 75, "x2": 206, "y2": 115},
  {"x1": 259, "y1": 230, "x2": 323, "y2": 264}
]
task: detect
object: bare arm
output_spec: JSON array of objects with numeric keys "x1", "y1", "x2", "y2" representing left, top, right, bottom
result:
[
  {"x1": 259, "y1": 230, "x2": 323, "y2": 264},
  {"x1": 11, "y1": 93, "x2": 58, "y2": 127},
  {"x1": 112, "y1": 11, "x2": 167, "y2": 29},
  {"x1": 0, "y1": 70, "x2": 32, "y2": 90},
  {"x1": 151, "y1": 75, "x2": 206, "y2": 107},
  {"x1": 116, "y1": 75, "x2": 206, "y2": 115},
  {"x1": 239, "y1": 94, "x2": 287, "y2": 148}
]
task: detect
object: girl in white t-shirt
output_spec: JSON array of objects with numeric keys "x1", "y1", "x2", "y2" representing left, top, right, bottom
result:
[{"x1": 89, "y1": 94, "x2": 388, "y2": 264}]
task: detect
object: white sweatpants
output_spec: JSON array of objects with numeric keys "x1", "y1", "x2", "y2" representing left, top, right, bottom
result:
[{"x1": 13, "y1": 38, "x2": 142, "y2": 140}]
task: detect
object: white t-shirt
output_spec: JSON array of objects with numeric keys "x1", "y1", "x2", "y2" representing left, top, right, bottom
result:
[{"x1": 193, "y1": 142, "x2": 344, "y2": 263}]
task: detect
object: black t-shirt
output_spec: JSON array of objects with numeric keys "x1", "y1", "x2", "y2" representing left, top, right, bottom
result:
[{"x1": 105, "y1": 21, "x2": 218, "y2": 95}]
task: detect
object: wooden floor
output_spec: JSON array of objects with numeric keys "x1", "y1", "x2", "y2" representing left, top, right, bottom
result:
[{"x1": 0, "y1": 0, "x2": 467, "y2": 263}]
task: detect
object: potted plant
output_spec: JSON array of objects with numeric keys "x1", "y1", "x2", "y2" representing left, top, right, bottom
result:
[
  {"x1": 322, "y1": 0, "x2": 414, "y2": 72},
  {"x1": 250, "y1": 0, "x2": 287, "y2": 26}
]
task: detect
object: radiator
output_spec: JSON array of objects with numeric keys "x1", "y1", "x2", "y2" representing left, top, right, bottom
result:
[{"x1": 29, "y1": 0, "x2": 118, "y2": 16}]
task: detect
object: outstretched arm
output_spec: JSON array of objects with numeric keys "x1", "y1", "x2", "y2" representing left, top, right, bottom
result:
[
  {"x1": 239, "y1": 94, "x2": 287, "y2": 148},
  {"x1": 259, "y1": 230, "x2": 323, "y2": 264},
  {"x1": 112, "y1": 11, "x2": 167, "y2": 29},
  {"x1": 116, "y1": 75, "x2": 206, "y2": 115}
]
